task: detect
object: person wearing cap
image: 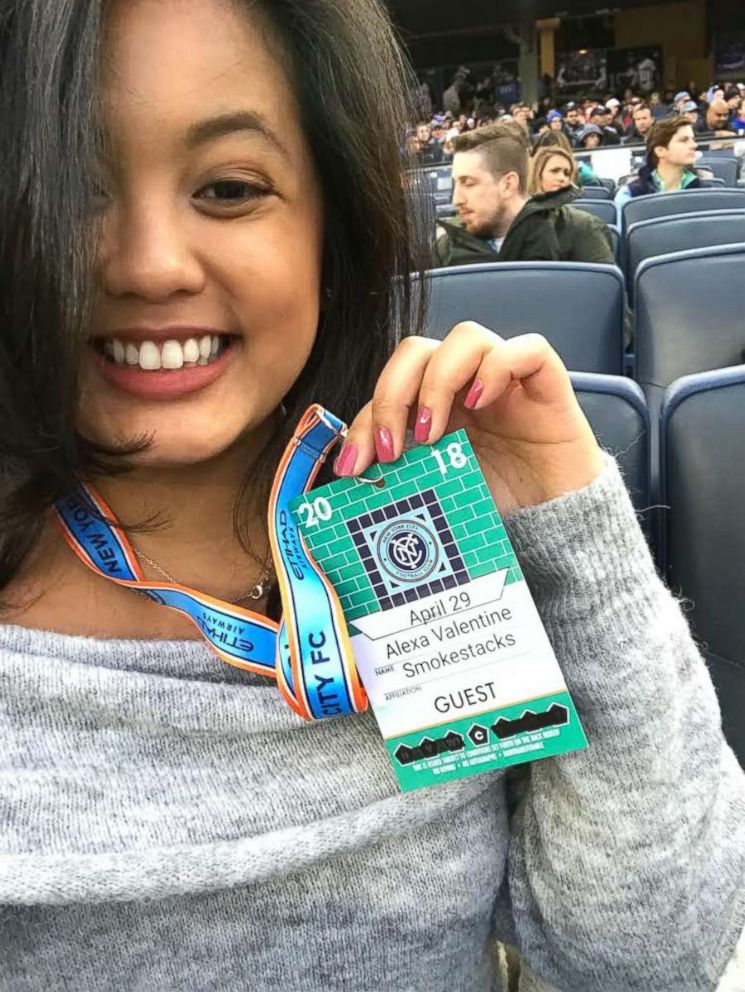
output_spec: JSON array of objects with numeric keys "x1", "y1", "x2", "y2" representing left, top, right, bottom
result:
[
  {"x1": 604, "y1": 97, "x2": 625, "y2": 138},
  {"x1": 588, "y1": 107, "x2": 621, "y2": 145},
  {"x1": 435, "y1": 122, "x2": 614, "y2": 268},
  {"x1": 614, "y1": 115, "x2": 716, "y2": 220},
  {"x1": 671, "y1": 90, "x2": 690, "y2": 113},
  {"x1": 546, "y1": 109, "x2": 565, "y2": 134}
]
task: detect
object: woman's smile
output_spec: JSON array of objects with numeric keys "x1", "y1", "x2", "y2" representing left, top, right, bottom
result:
[{"x1": 89, "y1": 328, "x2": 242, "y2": 400}]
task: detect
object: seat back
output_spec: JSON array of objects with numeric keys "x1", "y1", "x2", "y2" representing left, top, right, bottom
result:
[
  {"x1": 661, "y1": 367, "x2": 745, "y2": 763},
  {"x1": 418, "y1": 262, "x2": 624, "y2": 373},
  {"x1": 626, "y1": 210, "x2": 745, "y2": 302},
  {"x1": 621, "y1": 187, "x2": 745, "y2": 234},
  {"x1": 697, "y1": 157, "x2": 739, "y2": 186},
  {"x1": 580, "y1": 185, "x2": 612, "y2": 200},
  {"x1": 571, "y1": 199, "x2": 617, "y2": 225},
  {"x1": 570, "y1": 372, "x2": 650, "y2": 522},
  {"x1": 635, "y1": 243, "x2": 745, "y2": 498}
]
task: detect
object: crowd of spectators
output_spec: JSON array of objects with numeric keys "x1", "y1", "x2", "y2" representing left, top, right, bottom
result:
[{"x1": 408, "y1": 80, "x2": 745, "y2": 166}]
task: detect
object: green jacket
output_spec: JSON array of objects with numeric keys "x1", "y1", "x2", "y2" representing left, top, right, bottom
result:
[{"x1": 434, "y1": 185, "x2": 615, "y2": 268}]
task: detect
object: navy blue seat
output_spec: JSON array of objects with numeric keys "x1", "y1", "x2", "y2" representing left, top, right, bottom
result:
[
  {"x1": 661, "y1": 367, "x2": 745, "y2": 764},
  {"x1": 572, "y1": 199, "x2": 617, "y2": 225},
  {"x1": 635, "y1": 243, "x2": 745, "y2": 497},
  {"x1": 570, "y1": 372, "x2": 650, "y2": 524},
  {"x1": 626, "y1": 210, "x2": 745, "y2": 303},
  {"x1": 697, "y1": 157, "x2": 739, "y2": 186},
  {"x1": 621, "y1": 187, "x2": 745, "y2": 234},
  {"x1": 580, "y1": 185, "x2": 612, "y2": 200},
  {"x1": 418, "y1": 262, "x2": 624, "y2": 374}
]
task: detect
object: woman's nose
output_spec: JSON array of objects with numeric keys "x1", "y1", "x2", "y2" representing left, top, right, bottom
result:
[{"x1": 100, "y1": 198, "x2": 206, "y2": 302}]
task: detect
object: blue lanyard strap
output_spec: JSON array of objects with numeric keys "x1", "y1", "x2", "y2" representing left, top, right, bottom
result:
[{"x1": 53, "y1": 405, "x2": 368, "y2": 721}]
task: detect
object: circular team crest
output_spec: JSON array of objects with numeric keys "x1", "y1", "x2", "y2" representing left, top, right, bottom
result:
[{"x1": 376, "y1": 518, "x2": 439, "y2": 584}]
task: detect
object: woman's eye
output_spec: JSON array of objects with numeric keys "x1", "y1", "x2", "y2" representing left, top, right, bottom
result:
[{"x1": 194, "y1": 179, "x2": 269, "y2": 204}]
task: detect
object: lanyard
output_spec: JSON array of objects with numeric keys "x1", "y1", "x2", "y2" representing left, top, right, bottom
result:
[{"x1": 53, "y1": 405, "x2": 367, "y2": 722}]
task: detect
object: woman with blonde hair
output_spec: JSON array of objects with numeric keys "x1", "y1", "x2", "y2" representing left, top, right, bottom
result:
[{"x1": 529, "y1": 145, "x2": 577, "y2": 195}]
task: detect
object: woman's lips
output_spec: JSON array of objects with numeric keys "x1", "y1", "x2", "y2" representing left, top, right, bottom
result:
[{"x1": 90, "y1": 337, "x2": 240, "y2": 401}]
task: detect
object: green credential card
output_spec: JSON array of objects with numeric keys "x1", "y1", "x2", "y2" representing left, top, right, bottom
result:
[{"x1": 290, "y1": 430, "x2": 587, "y2": 792}]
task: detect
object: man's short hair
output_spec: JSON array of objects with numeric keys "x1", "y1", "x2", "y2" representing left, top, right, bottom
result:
[
  {"x1": 452, "y1": 122, "x2": 530, "y2": 192},
  {"x1": 646, "y1": 115, "x2": 693, "y2": 168}
]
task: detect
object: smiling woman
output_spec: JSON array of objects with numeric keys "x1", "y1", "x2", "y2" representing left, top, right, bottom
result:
[{"x1": 2, "y1": 1, "x2": 745, "y2": 991}]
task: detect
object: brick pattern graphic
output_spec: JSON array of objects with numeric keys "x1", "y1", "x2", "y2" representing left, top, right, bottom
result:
[{"x1": 292, "y1": 431, "x2": 522, "y2": 622}]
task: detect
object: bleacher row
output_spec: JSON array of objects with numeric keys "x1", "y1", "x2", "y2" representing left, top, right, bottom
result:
[{"x1": 412, "y1": 182, "x2": 745, "y2": 765}]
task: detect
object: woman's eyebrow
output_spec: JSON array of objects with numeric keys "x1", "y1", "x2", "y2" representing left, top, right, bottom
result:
[{"x1": 184, "y1": 111, "x2": 290, "y2": 161}]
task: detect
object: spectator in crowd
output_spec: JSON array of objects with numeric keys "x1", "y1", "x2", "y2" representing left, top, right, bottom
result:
[
  {"x1": 724, "y1": 88, "x2": 742, "y2": 122},
  {"x1": 528, "y1": 146, "x2": 576, "y2": 195},
  {"x1": 614, "y1": 116, "x2": 714, "y2": 213},
  {"x1": 434, "y1": 122, "x2": 614, "y2": 266},
  {"x1": 698, "y1": 98, "x2": 736, "y2": 137},
  {"x1": 547, "y1": 110, "x2": 565, "y2": 133},
  {"x1": 412, "y1": 122, "x2": 443, "y2": 164},
  {"x1": 564, "y1": 102, "x2": 584, "y2": 141},
  {"x1": 604, "y1": 98, "x2": 625, "y2": 138},
  {"x1": 732, "y1": 99, "x2": 745, "y2": 134},
  {"x1": 671, "y1": 90, "x2": 690, "y2": 113},
  {"x1": 576, "y1": 122, "x2": 604, "y2": 148},
  {"x1": 510, "y1": 102, "x2": 532, "y2": 132},
  {"x1": 532, "y1": 129, "x2": 601, "y2": 186},
  {"x1": 682, "y1": 99, "x2": 703, "y2": 129},
  {"x1": 624, "y1": 103, "x2": 654, "y2": 143},
  {"x1": 588, "y1": 106, "x2": 621, "y2": 144},
  {"x1": 649, "y1": 91, "x2": 667, "y2": 119}
]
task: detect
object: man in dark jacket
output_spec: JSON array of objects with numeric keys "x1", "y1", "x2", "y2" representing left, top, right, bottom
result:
[{"x1": 434, "y1": 122, "x2": 614, "y2": 268}]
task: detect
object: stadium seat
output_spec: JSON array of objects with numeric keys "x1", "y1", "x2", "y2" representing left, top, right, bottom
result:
[
  {"x1": 697, "y1": 157, "x2": 739, "y2": 186},
  {"x1": 661, "y1": 366, "x2": 745, "y2": 764},
  {"x1": 634, "y1": 242, "x2": 745, "y2": 494},
  {"x1": 620, "y1": 187, "x2": 745, "y2": 234},
  {"x1": 572, "y1": 199, "x2": 617, "y2": 225},
  {"x1": 608, "y1": 224, "x2": 621, "y2": 265},
  {"x1": 625, "y1": 210, "x2": 745, "y2": 303},
  {"x1": 417, "y1": 262, "x2": 624, "y2": 373},
  {"x1": 580, "y1": 186, "x2": 612, "y2": 200},
  {"x1": 570, "y1": 372, "x2": 650, "y2": 524}
]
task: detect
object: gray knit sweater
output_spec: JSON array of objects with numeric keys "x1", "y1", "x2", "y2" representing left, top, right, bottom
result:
[{"x1": 1, "y1": 459, "x2": 744, "y2": 991}]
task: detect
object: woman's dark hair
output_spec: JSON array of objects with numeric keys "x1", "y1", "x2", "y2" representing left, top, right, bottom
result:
[
  {"x1": 646, "y1": 115, "x2": 694, "y2": 169},
  {"x1": 0, "y1": 0, "x2": 429, "y2": 597}
]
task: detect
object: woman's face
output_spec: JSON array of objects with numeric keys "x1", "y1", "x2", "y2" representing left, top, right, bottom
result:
[
  {"x1": 79, "y1": 0, "x2": 324, "y2": 466},
  {"x1": 541, "y1": 154, "x2": 572, "y2": 193},
  {"x1": 583, "y1": 133, "x2": 601, "y2": 149}
]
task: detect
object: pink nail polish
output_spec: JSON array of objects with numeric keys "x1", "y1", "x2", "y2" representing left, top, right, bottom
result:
[
  {"x1": 464, "y1": 378, "x2": 484, "y2": 410},
  {"x1": 414, "y1": 407, "x2": 432, "y2": 444},
  {"x1": 333, "y1": 443, "x2": 358, "y2": 477},
  {"x1": 374, "y1": 427, "x2": 395, "y2": 463}
]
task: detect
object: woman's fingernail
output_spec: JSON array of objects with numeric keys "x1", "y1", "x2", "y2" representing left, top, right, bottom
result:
[
  {"x1": 464, "y1": 378, "x2": 484, "y2": 410},
  {"x1": 374, "y1": 426, "x2": 395, "y2": 463},
  {"x1": 414, "y1": 407, "x2": 432, "y2": 443},
  {"x1": 333, "y1": 442, "x2": 358, "y2": 477}
]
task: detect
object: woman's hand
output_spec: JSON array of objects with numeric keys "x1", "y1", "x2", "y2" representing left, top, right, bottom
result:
[{"x1": 335, "y1": 323, "x2": 604, "y2": 516}]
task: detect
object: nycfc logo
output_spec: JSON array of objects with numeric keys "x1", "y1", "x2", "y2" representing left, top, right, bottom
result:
[{"x1": 377, "y1": 519, "x2": 439, "y2": 584}]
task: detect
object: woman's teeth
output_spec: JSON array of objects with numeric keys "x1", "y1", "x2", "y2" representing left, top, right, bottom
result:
[{"x1": 99, "y1": 334, "x2": 225, "y2": 371}]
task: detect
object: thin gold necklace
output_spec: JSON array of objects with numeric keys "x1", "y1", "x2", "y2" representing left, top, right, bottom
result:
[{"x1": 133, "y1": 549, "x2": 275, "y2": 603}]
